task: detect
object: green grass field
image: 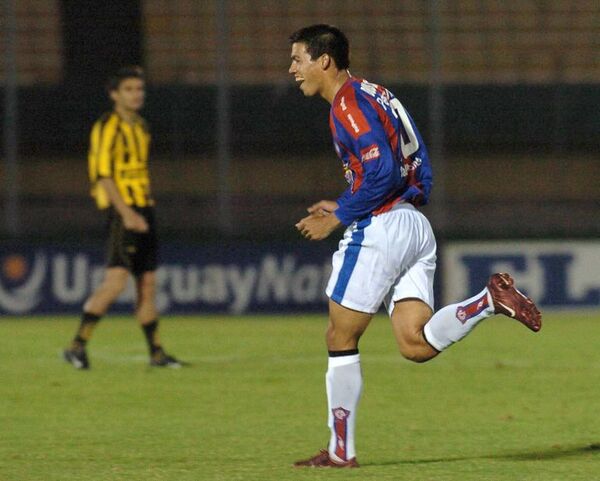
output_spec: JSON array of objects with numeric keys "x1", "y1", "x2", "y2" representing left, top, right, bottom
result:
[{"x1": 1, "y1": 312, "x2": 599, "y2": 481}]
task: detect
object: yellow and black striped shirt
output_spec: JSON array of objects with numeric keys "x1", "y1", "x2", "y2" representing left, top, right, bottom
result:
[{"x1": 88, "y1": 111, "x2": 153, "y2": 209}]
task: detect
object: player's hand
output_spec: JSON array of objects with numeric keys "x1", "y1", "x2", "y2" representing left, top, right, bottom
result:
[
  {"x1": 307, "y1": 200, "x2": 339, "y2": 217},
  {"x1": 122, "y1": 210, "x2": 149, "y2": 233},
  {"x1": 295, "y1": 211, "x2": 342, "y2": 241}
]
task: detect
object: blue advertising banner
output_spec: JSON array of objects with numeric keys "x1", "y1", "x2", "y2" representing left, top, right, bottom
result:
[
  {"x1": 443, "y1": 241, "x2": 600, "y2": 309},
  {"x1": 3, "y1": 240, "x2": 598, "y2": 315},
  {"x1": 0, "y1": 243, "x2": 334, "y2": 315}
]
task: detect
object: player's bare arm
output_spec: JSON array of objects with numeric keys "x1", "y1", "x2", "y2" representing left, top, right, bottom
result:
[{"x1": 97, "y1": 178, "x2": 149, "y2": 232}]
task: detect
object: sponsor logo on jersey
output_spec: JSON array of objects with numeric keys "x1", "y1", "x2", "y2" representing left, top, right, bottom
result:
[
  {"x1": 400, "y1": 156, "x2": 422, "y2": 177},
  {"x1": 360, "y1": 144, "x2": 380, "y2": 162},
  {"x1": 343, "y1": 164, "x2": 354, "y2": 186},
  {"x1": 340, "y1": 96, "x2": 347, "y2": 111},
  {"x1": 121, "y1": 168, "x2": 148, "y2": 179}
]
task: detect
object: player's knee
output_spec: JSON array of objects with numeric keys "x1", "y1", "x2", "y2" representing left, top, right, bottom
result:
[
  {"x1": 138, "y1": 280, "x2": 156, "y2": 296},
  {"x1": 137, "y1": 273, "x2": 156, "y2": 291},
  {"x1": 396, "y1": 329, "x2": 431, "y2": 363},
  {"x1": 325, "y1": 324, "x2": 361, "y2": 351},
  {"x1": 325, "y1": 325, "x2": 342, "y2": 348},
  {"x1": 108, "y1": 280, "x2": 127, "y2": 294},
  {"x1": 398, "y1": 343, "x2": 430, "y2": 363},
  {"x1": 100, "y1": 276, "x2": 128, "y2": 297}
]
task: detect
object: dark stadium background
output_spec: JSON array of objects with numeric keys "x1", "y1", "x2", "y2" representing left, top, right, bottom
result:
[
  {"x1": 1, "y1": 0, "x2": 598, "y2": 242},
  {"x1": 0, "y1": 1, "x2": 598, "y2": 315}
]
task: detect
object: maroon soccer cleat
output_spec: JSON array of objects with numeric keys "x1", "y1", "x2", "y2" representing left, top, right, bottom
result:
[
  {"x1": 487, "y1": 273, "x2": 542, "y2": 332},
  {"x1": 293, "y1": 449, "x2": 359, "y2": 468}
]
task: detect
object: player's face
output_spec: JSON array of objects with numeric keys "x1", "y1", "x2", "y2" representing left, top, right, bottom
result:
[
  {"x1": 111, "y1": 78, "x2": 145, "y2": 112},
  {"x1": 289, "y1": 42, "x2": 323, "y2": 97}
]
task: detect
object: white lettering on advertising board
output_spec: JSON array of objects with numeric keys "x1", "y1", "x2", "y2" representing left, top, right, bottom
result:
[{"x1": 443, "y1": 241, "x2": 600, "y2": 308}]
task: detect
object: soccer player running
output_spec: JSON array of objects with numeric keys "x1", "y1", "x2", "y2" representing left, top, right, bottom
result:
[
  {"x1": 63, "y1": 66, "x2": 183, "y2": 369},
  {"x1": 289, "y1": 25, "x2": 542, "y2": 468}
]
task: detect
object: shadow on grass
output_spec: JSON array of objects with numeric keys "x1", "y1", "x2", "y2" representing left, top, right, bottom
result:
[{"x1": 366, "y1": 443, "x2": 600, "y2": 467}]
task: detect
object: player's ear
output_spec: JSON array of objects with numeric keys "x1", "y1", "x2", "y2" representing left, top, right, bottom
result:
[{"x1": 321, "y1": 54, "x2": 331, "y2": 70}]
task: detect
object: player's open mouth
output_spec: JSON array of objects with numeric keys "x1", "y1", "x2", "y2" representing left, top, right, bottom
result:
[{"x1": 295, "y1": 77, "x2": 304, "y2": 86}]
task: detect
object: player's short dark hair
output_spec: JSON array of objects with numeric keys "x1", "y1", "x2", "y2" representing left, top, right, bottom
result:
[
  {"x1": 106, "y1": 66, "x2": 145, "y2": 93},
  {"x1": 289, "y1": 24, "x2": 350, "y2": 70}
]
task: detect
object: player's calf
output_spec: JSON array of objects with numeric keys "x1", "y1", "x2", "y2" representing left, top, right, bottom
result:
[{"x1": 391, "y1": 299, "x2": 439, "y2": 363}]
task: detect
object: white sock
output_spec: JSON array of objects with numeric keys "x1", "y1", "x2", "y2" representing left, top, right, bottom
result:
[
  {"x1": 326, "y1": 351, "x2": 362, "y2": 462},
  {"x1": 424, "y1": 287, "x2": 495, "y2": 351}
]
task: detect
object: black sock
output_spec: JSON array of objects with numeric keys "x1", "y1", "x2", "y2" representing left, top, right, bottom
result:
[
  {"x1": 73, "y1": 312, "x2": 101, "y2": 348},
  {"x1": 142, "y1": 320, "x2": 161, "y2": 354},
  {"x1": 328, "y1": 349, "x2": 359, "y2": 357}
]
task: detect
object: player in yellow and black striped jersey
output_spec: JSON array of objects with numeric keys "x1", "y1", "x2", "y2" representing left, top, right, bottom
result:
[
  {"x1": 63, "y1": 66, "x2": 184, "y2": 369},
  {"x1": 88, "y1": 108, "x2": 153, "y2": 211}
]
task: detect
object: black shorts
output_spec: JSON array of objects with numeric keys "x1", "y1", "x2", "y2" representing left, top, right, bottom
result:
[{"x1": 105, "y1": 206, "x2": 158, "y2": 276}]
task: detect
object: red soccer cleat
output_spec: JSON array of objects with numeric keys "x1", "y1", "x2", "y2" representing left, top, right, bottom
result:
[
  {"x1": 487, "y1": 273, "x2": 542, "y2": 332},
  {"x1": 293, "y1": 449, "x2": 359, "y2": 468}
]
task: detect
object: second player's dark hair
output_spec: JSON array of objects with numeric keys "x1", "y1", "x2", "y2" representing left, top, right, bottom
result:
[
  {"x1": 106, "y1": 65, "x2": 145, "y2": 92},
  {"x1": 289, "y1": 24, "x2": 350, "y2": 69}
]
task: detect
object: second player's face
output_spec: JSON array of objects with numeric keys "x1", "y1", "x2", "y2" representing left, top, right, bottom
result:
[
  {"x1": 111, "y1": 78, "x2": 145, "y2": 112},
  {"x1": 289, "y1": 42, "x2": 323, "y2": 97}
]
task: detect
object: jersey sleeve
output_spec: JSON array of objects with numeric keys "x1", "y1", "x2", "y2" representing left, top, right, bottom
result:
[
  {"x1": 88, "y1": 115, "x2": 118, "y2": 180},
  {"x1": 397, "y1": 110, "x2": 432, "y2": 207},
  {"x1": 332, "y1": 95, "x2": 400, "y2": 226}
]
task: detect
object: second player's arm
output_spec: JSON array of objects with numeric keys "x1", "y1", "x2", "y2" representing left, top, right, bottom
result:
[{"x1": 97, "y1": 178, "x2": 148, "y2": 232}]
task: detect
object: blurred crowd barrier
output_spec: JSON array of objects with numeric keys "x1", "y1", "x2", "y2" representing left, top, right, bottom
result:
[
  {"x1": 6, "y1": 0, "x2": 597, "y2": 85},
  {"x1": 1, "y1": 0, "x2": 598, "y2": 241}
]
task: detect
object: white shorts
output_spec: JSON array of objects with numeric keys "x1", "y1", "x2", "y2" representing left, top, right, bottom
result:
[{"x1": 326, "y1": 203, "x2": 437, "y2": 315}]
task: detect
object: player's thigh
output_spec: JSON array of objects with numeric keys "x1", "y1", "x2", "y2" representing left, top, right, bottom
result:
[
  {"x1": 132, "y1": 207, "x2": 158, "y2": 275},
  {"x1": 101, "y1": 266, "x2": 130, "y2": 292},
  {"x1": 327, "y1": 299, "x2": 373, "y2": 351},
  {"x1": 105, "y1": 208, "x2": 135, "y2": 271},
  {"x1": 383, "y1": 209, "x2": 437, "y2": 316},
  {"x1": 384, "y1": 258, "x2": 436, "y2": 316},
  {"x1": 326, "y1": 216, "x2": 396, "y2": 314}
]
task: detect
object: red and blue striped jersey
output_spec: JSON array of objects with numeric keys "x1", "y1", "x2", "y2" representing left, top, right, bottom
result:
[{"x1": 329, "y1": 77, "x2": 432, "y2": 226}]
